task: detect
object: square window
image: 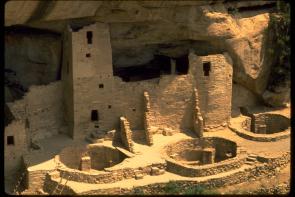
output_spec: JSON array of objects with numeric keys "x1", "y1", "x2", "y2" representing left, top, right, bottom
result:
[
  {"x1": 132, "y1": 108, "x2": 136, "y2": 112},
  {"x1": 99, "y1": 84, "x2": 104, "y2": 88},
  {"x1": 108, "y1": 105, "x2": 112, "y2": 109},
  {"x1": 7, "y1": 136, "x2": 14, "y2": 145},
  {"x1": 86, "y1": 53, "x2": 91, "y2": 58}
]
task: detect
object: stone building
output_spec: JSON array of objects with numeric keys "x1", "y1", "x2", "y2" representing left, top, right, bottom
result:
[
  {"x1": 4, "y1": 22, "x2": 234, "y2": 191},
  {"x1": 62, "y1": 23, "x2": 115, "y2": 139}
]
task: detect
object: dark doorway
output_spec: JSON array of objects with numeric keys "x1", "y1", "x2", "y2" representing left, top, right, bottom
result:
[
  {"x1": 203, "y1": 62, "x2": 211, "y2": 76},
  {"x1": 91, "y1": 110, "x2": 99, "y2": 121},
  {"x1": 175, "y1": 55, "x2": 189, "y2": 75},
  {"x1": 113, "y1": 55, "x2": 171, "y2": 82},
  {"x1": 87, "y1": 31, "x2": 93, "y2": 44}
]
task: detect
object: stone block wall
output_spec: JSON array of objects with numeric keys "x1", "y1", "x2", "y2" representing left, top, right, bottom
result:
[
  {"x1": 120, "y1": 117, "x2": 134, "y2": 153},
  {"x1": 4, "y1": 120, "x2": 28, "y2": 186},
  {"x1": 63, "y1": 22, "x2": 115, "y2": 139},
  {"x1": 6, "y1": 81, "x2": 65, "y2": 141},
  {"x1": 143, "y1": 91, "x2": 153, "y2": 145}
]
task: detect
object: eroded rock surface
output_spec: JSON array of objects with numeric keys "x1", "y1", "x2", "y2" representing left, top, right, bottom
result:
[{"x1": 4, "y1": 1, "x2": 289, "y2": 105}]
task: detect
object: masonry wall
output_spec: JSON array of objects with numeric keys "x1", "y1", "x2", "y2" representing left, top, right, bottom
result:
[
  {"x1": 189, "y1": 52, "x2": 233, "y2": 128},
  {"x1": 25, "y1": 82, "x2": 65, "y2": 140},
  {"x1": 113, "y1": 75, "x2": 195, "y2": 131}
]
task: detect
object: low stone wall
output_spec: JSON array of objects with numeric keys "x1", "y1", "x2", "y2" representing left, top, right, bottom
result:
[
  {"x1": 166, "y1": 154, "x2": 247, "y2": 177},
  {"x1": 79, "y1": 152, "x2": 290, "y2": 195},
  {"x1": 143, "y1": 91, "x2": 153, "y2": 146},
  {"x1": 57, "y1": 163, "x2": 166, "y2": 184}
]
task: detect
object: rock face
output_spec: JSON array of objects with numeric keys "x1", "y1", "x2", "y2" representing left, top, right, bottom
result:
[
  {"x1": 5, "y1": 27, "x2": 61, "y2": 102},
  {"x1": 4, "y1": 0, "x2": 289, "y2": 106}
]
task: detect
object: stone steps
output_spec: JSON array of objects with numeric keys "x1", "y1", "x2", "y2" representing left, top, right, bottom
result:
[{"x1": 245, "y1": 154, "x2": 258, "y2": 165}]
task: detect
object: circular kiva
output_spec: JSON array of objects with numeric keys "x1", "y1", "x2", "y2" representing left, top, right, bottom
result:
[
  {"x1": 229, "y1": 113, "x2": 290, "y2": 142},
  {"x1": 163, "y1": 137, "x2": 247, "y2": 177}
]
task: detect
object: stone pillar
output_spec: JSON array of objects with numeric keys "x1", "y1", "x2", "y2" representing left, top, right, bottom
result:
[
  {"x1": 119, "y1": 117, "x2": 134, "y2": 153},
  {"x1": 193, "y1": 88, "x2": 204, "y2": 137},
  {"x1": 143, "y1": 92, "x2": 153, "y2": 146},
  {"x1": 170, "y1": 59, "x2": 176, "y2": 74},
  {"x1": 79, "y1": 156, "x2": 91, "y2": 171},
  {"x1": 202, "y1": 148, "x2": 215, "y2": 164}
]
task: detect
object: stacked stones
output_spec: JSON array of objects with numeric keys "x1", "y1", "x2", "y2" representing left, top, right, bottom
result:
[
  {"x1": 119, "y1": 117, "x2": 134, "y2": 153},
  {"x1": 194, "y1": 88, "x2": 204, "y2": 137},
  {"x1": 143, "y1": 92, "x2": 153, "y2": 146},
  {"x1": 253, "y1": 114, "x2": 267, "y2": 134},
  {"x1": 79, "y1": 156, "x2": 91, "y2": 171}
]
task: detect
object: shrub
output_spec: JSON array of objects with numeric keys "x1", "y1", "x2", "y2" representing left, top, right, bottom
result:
[{"x1": 163, "y1": 181, "x2": 182, "y2": 194}]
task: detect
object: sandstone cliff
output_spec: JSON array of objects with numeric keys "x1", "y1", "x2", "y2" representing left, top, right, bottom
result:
[{"x1": 4, "y1": 0, "x2": 290, "y2": 107}]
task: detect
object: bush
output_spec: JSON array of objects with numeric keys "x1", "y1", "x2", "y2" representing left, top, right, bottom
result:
[
  {"x1": 163, "y1": 181, "x2": 182, "y2": 194},
  {"x1": 184, "y1": 185, "x2": 219, "y2": 195},
  {"x1": 132, "y1": 188, "x2": 145, "y2": 195},
  {"x1": 267, "y1": 1, "x2": 290, "y2": 91}
]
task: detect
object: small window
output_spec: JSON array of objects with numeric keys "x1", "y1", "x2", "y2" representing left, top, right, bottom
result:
[
  {"x1": 25, "y1": 119, "x2": 30, "y2": 128},
  {"x1": 99, "y1": 84, "x2": 104, "y2": 88},
  {"x1": 203, "y1": 62, "x2": 211, "y2": 76},
  {"x1": 95, "y1": 125, "x2": 99, "y2": 128},
  {"x1": 108, "y1": 105, "x2": 112, "y2": 109},
  {"x1": 7, "y1": 136, "x2": 14, "y2": 145},
  {"x1": 91, "y1": 110, "x2": 99, "y2": 121},
  {"x1": 87, "y1": 31, "x2": 93, "y2": 44},
  {"x1": 132, "y1": 108, "x2": 136, "y2": 112},
  {"x1": 86, "y1": 53, "x2": 91, "y2": 58}
]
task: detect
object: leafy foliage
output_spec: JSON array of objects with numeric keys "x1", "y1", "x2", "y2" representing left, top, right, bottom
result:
[
  {"x1": 267, "y1": 1, "x2": 290, "y2": 91},
  {"x1": 163, "y1": 181, "x2": 181, "y2": 194}
]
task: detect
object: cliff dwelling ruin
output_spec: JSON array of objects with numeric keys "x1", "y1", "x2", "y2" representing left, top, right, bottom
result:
[{"x1": 4, "y1": 0, "x2": 290, "y2": 195}]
